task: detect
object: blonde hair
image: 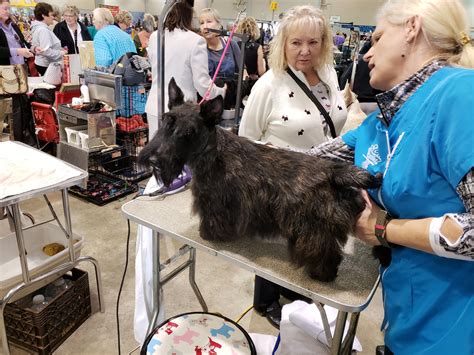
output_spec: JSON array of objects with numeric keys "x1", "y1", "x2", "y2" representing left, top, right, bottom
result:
[
  {"x1": 199, "y1": 8, "x2": 222, "y2": 27},
  {"x1": 62, "y1": 5, "x2": 79, "y2": 17},
  {"x1": 93, "y1": 8, "x2": 114, "y2": 26},
  {"x1": 269, "y1": 6, "x2": 333, "y2": 73},
  {"x1": 236, "y1": 17, "x2": 260, "y2": 41},
  {"x1": 115, "y1": 10, "x2": 132, "y2": 26},
  {"x1": 377, "y1": 0, "x2": 474, "y2": 68}
]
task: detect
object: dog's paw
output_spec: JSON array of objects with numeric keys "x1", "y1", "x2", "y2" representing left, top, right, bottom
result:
[{"x1": 308, "y1": 265, "x2": 338, "y2": 282}]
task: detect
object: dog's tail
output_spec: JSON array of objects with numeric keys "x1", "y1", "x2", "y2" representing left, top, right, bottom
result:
[{"x1": 330, "y1": 164, "x2": 382, "y2": 190}]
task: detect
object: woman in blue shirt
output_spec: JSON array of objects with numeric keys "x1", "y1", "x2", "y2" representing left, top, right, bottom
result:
[
  {"x1": 92, "y1": 7, "x2": 136, "y2": 68},
  {"x1": 305, "y1": 0, "x2": 473, "y2": 353},
  {"x1": 199, "y1": 8, "x2": 240, "y2": 109}
]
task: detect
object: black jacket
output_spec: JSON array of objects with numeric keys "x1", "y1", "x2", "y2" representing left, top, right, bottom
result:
[
  {"x1": 53, "y1": 20, "x2": 92, "y2": 54},
  {"x1": 0, "y1": 21, "x2": 29, "y2": 65}
]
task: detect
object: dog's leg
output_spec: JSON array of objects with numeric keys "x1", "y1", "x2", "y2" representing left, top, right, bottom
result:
[
  {"x1": 199, "y1": 213, "x2": 243, "y2": 241},
  {"x1": 306, "y1": 246, "x2": 343, "y2": 282},
  {"x1": 289, "y1": 231, "x2": 344, "y2": 282}
]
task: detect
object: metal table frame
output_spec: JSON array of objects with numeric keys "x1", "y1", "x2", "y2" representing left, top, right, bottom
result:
[
  {"x1": 0, "y1": 142, "x2": 105, "y2": 355},
  {"x1": 122, "y1": 191, "x2": 380, "y2": 355}
]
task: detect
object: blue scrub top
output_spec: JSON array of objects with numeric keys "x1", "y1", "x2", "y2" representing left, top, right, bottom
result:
[{"x1": 343, "y1": 67, "x2": 474, "y2": 354}]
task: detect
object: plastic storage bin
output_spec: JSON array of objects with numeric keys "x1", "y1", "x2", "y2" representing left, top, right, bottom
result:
[
  {"x1": 64, "y1": 125, "x2": 88, "y2": 147},
  {"x1": 0, "y1": 222, "x2": 84, "y2": 299}
]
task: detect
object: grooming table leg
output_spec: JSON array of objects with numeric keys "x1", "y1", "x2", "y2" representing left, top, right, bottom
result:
[{"x1": 189, "y1": 247, "x2": 208, "y2": 312}]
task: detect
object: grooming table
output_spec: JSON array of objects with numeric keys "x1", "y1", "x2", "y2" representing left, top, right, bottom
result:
[
  {"x1": 122, "y1": 190, "x2": 380, "y2": 355},
  {"x1": 0, "y1": 141, "x2": 105, "y2": 355}
]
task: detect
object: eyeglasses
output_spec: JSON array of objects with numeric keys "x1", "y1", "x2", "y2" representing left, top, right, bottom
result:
[{"x1": 64, "y1": 14, "x2": 76, "y2": 18}]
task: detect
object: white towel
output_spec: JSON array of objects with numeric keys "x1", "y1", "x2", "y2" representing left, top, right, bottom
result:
[
  {"x1": 249, "y1": 333, "x2": 278, "y2": 355},
  {"x1": 276, "y1": 300, "x2": 330, "y2": 355},
  {"x1": 289, "y1": 301, "x2": 363, "y2": 352}
]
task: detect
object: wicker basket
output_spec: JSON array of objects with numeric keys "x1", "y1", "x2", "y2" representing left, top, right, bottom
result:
[{"x1": 4, "y1": 268, "x2": 91, "y2": 355}]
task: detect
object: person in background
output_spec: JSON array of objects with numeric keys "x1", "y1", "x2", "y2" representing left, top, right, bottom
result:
[
  {"x1": 53, "y1": 5, "x2": 92, "y2": 55},
  {"x1": 85, "y1": 13, "x2": 97, "y2": 39},
  {"x1": 0, "y1": 0, "x2": 41, "y2": 145},
  {"x1": 239, "y1": 5, "x2": 347, "y2": 328},
  {"x1": 199, "y1": 8, "x2": 240, "y2": 81},
  {"x1": 236, "y1": 17, "x2": 266, "y2": 80},
  {"x1": 135, "y1": 1, "x2": 226, "y2": 344},
  {"x1": 133, "y1": 13, "x2": 155, "y2": 57},
  {"x1": 92, "y1": 7, "x2": 136, "y2": 68},
  {"x1": 30, "y1": 2, "x2": 66, "y2": 76},
  {"x1": 115, "y1": 9, "x2": 132, "y2": 35},
  {"x1": 199, "y1": 7, "x2": 240, "y2": 109},
  {"x1": 48, "y1": 5, "x2": 59, "y2": 31},
  {"x1": 307, "y1": 0, "x2": 473, "y2": 353},
  {"x1": 333, "y1": 32, "x2": 345, "y2": 49}
]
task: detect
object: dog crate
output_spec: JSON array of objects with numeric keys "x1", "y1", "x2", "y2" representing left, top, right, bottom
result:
[
  {"x1": 87, "y1": 131, "x2": 151, "y2": 184},
  {"x1": 4, "y1": 268, "x2": 91, "y2": 355},
  {"x1": 116, "y1": 85, "x2": 149, "y2": 118}
]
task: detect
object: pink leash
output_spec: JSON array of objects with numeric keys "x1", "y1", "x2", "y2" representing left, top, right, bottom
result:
[{"x1": 198, "y1": 23, "x2": 238, "y2": 105}]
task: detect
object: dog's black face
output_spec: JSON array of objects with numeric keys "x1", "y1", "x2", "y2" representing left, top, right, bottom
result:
[{"x1": 138, "y1": 78, "x2": 224, "y2": 186}]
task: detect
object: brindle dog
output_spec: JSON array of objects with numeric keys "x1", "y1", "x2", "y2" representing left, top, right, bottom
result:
[{"x1": 139, "y1": 78, "x2": 384, "y2": 282}]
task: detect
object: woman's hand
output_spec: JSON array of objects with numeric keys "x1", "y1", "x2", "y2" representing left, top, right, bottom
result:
[
  {"x1": 17, "y1": 48, "x2": 33, "y2": 58},
  {"x1": 354, "y1": 190, "x2": 382, "y2": 246},
  {"x1": 32, "y1": 46, "x2": 43, "y2": 55}
]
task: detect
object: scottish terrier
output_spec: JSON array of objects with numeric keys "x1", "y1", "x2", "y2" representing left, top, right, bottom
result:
[{"x1": 138, "y1": 78, "x2": 383, "y2": 282}]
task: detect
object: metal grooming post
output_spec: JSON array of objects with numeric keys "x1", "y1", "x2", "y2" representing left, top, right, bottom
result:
[
  {"x1": 233, "y1": 32, "x2": 249, "y2": 127},
  {"x1": 156, "y1": 0, "x2": 178, "y2": 130}
]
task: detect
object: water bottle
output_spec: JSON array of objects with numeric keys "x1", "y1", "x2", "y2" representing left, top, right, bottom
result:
[
  {"x1": 53, "y1": 277, "x2": 69, "y2": 292},
  {"x1": 55, "y1": 277, "x2": 72, "y2": 291},
  {"x1": 44, "y1": 282, "x2": 60, "y2": 299},
  {"x1": 80, "y1": 83, "x2": 90, "y2": 103},
  {"x1": 31, "y1": 294, "x2": 48, "y2": 312}
]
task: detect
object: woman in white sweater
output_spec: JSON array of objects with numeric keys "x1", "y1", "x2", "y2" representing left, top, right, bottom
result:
[
  {"x1": 239, "y1": 7, "x2": 347, "y2": 150},
  {"x1": 239, "y1": 5, "x2": 347, "y2": 328}
]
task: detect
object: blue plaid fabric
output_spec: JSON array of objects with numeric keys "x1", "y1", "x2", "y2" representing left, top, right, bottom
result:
[{"x1": 93, "y1": 25, "x2": 136, "y2": 67}]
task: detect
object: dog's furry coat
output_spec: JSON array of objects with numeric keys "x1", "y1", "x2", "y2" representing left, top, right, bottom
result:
[{"x1": 139, "y1": 79, "x2": 382, "y2": 282}]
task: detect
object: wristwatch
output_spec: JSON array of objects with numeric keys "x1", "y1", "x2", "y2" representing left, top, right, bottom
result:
[{"x1": 375, "y1": 209, "x2": 392, "y2": 248}]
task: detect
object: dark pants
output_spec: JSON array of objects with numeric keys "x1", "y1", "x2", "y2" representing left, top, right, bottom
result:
[
  {"x1": 35, "y1": 64, "x2": 48, "y2": 76},
  {"x1": 11, "y1": 94, "x2": 36, "y2": 146},
  {"x1": 253, "y1": 276, "x2": 311, "y2": 312}
]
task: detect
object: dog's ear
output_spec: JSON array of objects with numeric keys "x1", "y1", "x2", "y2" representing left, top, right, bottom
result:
[
  {"x1": 200, "y1": 95, "x2": 224, "y2": 126},
  {"x1": 168, "y1": 77, "x2": 184, "y2": 110}
]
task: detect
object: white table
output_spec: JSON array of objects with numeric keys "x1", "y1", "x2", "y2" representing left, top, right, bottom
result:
[
  {"x1": 0, "y1": 141, "x2": 105, "y2": 355},
  {"x1": 122, "y1": 189, "x2": 380, "y2": 354}
]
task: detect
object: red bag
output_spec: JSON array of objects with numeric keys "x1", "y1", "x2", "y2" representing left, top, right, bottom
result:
[
  {"x1": 26, "y1": 56, "x2": 39, "y2": 77},
  {"x1": 31, "y1": 102, "x2": 59, "y2": 143}
]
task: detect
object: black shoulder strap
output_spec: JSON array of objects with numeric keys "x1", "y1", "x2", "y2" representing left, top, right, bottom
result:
[{"x1": 286, "y1": 68, "x2": 337, "y2": 138}]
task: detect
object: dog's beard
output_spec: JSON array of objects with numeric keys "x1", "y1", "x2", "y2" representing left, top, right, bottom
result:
[{"x1": 154, "y1": 159, "x2": 186, "y2": 187}]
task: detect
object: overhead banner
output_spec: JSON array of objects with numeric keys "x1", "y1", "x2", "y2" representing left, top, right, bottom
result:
[
  {"x1": 99, "y1": 4, "x2": 120, "y2": 17},
  {"x1": 10, "y1": 0, "x2": 37, "y2": 7}
]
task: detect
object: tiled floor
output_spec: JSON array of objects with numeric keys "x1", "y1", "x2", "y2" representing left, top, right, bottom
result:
[{"x1": 1, "y1": 188, "x2": 384, "y2": 355}]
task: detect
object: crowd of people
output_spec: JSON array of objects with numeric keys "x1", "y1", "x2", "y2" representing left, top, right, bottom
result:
[
  {"x1": 1, "y1": 0, "x2": 472, "y2": 352},
  {"x1": 136, "y1": 1, "x2": 473, "y2": 354}
]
